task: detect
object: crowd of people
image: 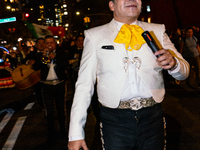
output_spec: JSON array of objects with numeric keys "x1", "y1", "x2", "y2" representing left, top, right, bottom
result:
[
  {"x1": 0, "y1": 34, "x2": 86, "y2": 144},
  {"x1": 168, "y1": 25, "x2": 200, "y2": 87},
  {"x1": 0, "y1": 25, "x2": 199, "y2": 148}
]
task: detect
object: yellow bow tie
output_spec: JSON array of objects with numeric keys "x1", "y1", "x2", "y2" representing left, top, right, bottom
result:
[{"x1": 114, "y1": 24, "x2": 146, "y2": 51}]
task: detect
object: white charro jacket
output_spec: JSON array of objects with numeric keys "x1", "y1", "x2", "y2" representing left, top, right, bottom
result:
[{"x1": 68, "y1": 19, "x2": 189, "y2": 141}]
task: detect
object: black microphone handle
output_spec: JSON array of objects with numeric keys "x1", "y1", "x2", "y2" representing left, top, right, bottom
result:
[
  {"x1": 142, "y1": 31, "x2": 162, "y2": 58},
  {"x1": 148, "y1": 41, "x2": 162, "y2": 57}
]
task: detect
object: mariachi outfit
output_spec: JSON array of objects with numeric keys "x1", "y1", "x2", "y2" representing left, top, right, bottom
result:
[{"x1": 33, "y1": 47, "x2": 67, "y2": 139}]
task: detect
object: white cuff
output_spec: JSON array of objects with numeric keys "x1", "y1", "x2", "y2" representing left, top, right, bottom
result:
[
  {"x1": 68, "y1": 136, "x2": 84, "y2": 142},
  {"x1": 168, "y1": 57, "x2": 180, "y2": 73}
]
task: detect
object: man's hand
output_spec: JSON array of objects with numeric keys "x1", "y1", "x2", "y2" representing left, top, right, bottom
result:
[
  {"x1": 68, "y1": 140, "x2": 89, "y2": 150},
  {"x1": 48, "y1": 52, "x2": 56, "y2": 60},
  {"x1": 155, "y1": 49, "x2": 177, "y2": 70},
  {"x1": 43, "y1": 48, "x2": 49, "y2": 56}
]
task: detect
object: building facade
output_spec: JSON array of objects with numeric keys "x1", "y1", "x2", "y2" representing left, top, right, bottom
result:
[{"x1": 141, "y1": 0, "x2": 200, "y2": 32}]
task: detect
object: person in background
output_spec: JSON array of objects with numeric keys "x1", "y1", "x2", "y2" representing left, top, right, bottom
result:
[
  {"x1": 23, "y1": 38, "x2": 45, "y2": 64},
  {"x1": 171, "y1": 28, "x2": 183, "y2": 51},
  {"x1": 68, "y1": 0, "x2": 190, "y2": 150},
  {"x1": 18, "y1": 40, "x2": 30, "y2": 59},
  {"x1": 180, "y1": 27, "x2": 200, "y2": 87},
  {"x1": 33, "y1": 35, "x2": 67, "y2": 143},
  {"x1": 68, "y1": 35, "x2": 84, "y2": 91},
  {"x1": 23, "y1": 38, "x2": 45, "y2": 108}
]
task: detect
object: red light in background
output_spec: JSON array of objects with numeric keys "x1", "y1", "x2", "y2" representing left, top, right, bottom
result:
[{"x1": 25, "y1": 13, "x2": 29, "y2": 17}]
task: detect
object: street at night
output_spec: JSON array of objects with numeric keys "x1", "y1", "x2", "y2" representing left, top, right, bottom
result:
[
  {"x1": 1, "y1": 0, "x2": 200, "y2": 150},
  {"x1": 0, "y1": 78, "x2": 200, "y2": 150}
]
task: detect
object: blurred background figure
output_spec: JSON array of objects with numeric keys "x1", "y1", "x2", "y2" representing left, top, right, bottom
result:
[
  {"x1": 23, "y1": 38, "x2": 46, "y2": 109},
  {"x1": 33, "y1": 35, "x2": 67, "y2": 144},
  {"x1": 18, "y1": 40, "x2": 30, "y2": 60},
  {"x1": 171, "y1": 28, "x2": 183, "y2": 51},
  {"x1": 0, "y1": 48, "x2": 15, "y2": 89},
  {"x1": 68, "y1": 35, "x2": 84, "y2": 92},
  {"x1": 180, "y1": 27, "x2": 200, "y2": 88}
]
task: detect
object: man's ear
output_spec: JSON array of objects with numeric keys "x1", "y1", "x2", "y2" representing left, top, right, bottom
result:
[{"x1": 109, "y1": 1, "x2": 114, "y2": 11}]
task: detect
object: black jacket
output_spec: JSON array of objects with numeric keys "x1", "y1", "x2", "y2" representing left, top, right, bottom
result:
[{"x1": 33, "y1": 47, "x2": 67, "y2": 81}]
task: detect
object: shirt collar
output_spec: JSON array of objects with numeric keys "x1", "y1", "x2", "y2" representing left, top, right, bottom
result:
[{"x1": 114, "y1": 19, "x2": 139, "y2": 31}]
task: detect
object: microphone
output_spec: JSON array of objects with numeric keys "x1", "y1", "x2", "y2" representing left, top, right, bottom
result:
[{"x1": 141, "y1": 31, "x2": 162, "y2": 57}]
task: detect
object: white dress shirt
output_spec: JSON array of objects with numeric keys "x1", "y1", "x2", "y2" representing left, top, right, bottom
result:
[
  {"x1": 46, "y1": 60, "x2": 58, "y2": 80},
  {"x1": 114, "y1": 20, "x2": 152, "y2": 101}
]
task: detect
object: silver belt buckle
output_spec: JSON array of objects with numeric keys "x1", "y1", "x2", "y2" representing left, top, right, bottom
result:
[
  {"x1": 130, "y1": 98, "x2": 143, "y2": 110},
  {"x1": 118, "y1": 97, "x2": 156, "y2": 110},
  {"x1": 52, "y1": 80, "x2": 57, "y2": 85}
]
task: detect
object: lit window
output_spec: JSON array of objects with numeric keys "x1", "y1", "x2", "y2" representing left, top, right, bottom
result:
[
  {"x1": 147, "y1": 5, "x2": 151, "y2": 12},
  {"x1": 65, "y1": 28, "x2": 68, "y2": 31},
  {"x1": 10, "y1": 0, "x2": 14, "y2": 3},
  {"x1": 148, "y1": 17, "x2": 151, "y2": 23},
  {"x1": 5, "y1": 0, "x2": 7, "y2": 2},
  {"x1": 63, "y1": 4, "x2": 67, "y2": 8},
  {"x1": 11, "y1": 8, "x2": 15, "y2": 11},
  {"x1": 141, "y1": 18, "x2": 144, "y2": 21},
  {"x1": 65, "y1": 23, "x2": 69, "y2": 27},
  {"x1": 56, "y1": 23, "x2": 59, "y2": 26},
  {"x1": 64, "y1": 11, "x2": 68, "y2": 15},
  {"x1": 15, "y1": 0, "x2": 17, "y2": 2}
]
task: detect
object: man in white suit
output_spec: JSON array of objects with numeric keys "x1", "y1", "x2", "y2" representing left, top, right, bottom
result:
[{"x1": 68, "y1": 0, "x2": 189, "y2": 150}]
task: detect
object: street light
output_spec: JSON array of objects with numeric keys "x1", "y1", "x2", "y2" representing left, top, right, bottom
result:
[
  {"x1": 75, "y1": 12, "x2": 90, "y2": 27},
  {"x1": 6, "y1": 6, "x2": 11, "y2": 10},
  {"x1": 76, "y1": 11, "x2": 80, "y2": 15}
]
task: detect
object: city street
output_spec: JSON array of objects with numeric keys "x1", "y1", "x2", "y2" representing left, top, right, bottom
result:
[{"x1": 0, "y1": 78, "x2": 200, "y2": 150}]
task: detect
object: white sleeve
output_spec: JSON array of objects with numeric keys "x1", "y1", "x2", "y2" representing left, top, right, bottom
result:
[{"x1": 68, "y1": 30, "x2": 98, "y2": 141}]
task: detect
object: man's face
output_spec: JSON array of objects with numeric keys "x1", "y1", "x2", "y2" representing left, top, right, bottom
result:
[
  {"x1": 109, "y1": 0, "x2": 142, "y2": 24},
  {"x1": 45, "y1": 37, "x2": 56, "y2": 51},
  {"x1": 75, "y1": 37, "x2": 84, "y2": 48},
  {"x1": 36, "y1": 39, "x2": 45, "y2": 51},
  {"x1": 186, "y1": 29, "x2": 193, "y2": 38}
]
